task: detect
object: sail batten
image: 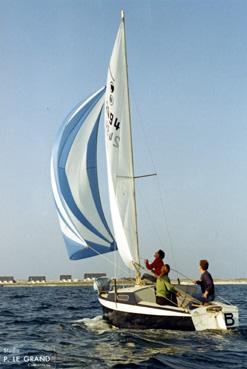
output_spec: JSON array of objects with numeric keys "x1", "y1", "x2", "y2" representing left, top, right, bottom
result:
[{"x1": 51, "y1": 87, "x2": 116, "y2": 260}]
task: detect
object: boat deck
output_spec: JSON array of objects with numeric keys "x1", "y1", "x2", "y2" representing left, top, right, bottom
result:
[{"x1": 137, "y1": 300, "x2": 185, "y2": 311}]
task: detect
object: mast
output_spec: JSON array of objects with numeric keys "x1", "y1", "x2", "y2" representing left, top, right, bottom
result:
[{"x1": 121, "y1": 11, "x2": 141, "y2": 282}]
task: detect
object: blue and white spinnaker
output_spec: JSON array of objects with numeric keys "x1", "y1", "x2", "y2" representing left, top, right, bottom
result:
[{"x1": 51, "y1": 87, "x2": 116, "y2": 260}]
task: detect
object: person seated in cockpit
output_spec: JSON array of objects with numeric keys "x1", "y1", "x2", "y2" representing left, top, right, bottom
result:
[{"x1": 156, "y1": 264, "x2": 180, "y2": 306}]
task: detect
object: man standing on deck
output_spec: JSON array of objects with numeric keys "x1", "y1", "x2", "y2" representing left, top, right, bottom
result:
[{"x1": 141, "y1": 249, "x2": 165, "y2": 283}]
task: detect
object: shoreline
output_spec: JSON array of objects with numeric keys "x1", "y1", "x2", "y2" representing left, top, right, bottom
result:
[{"x1": 1, "y1": 278, "x2": 247, "y2": 287}]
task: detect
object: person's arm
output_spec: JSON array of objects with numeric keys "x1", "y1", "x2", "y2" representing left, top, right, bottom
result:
[
  {"x1": 145, "y1": 258, "x2": 157, "y2": 271},
  {"x1": 164, "y1": 277, "x2": 177, "y2": 294},
  {"x1": 193, "y1": 280, "x2": 202, "y2": 285},
  {"x1": 202, "y1": 273, "x2": 213, "y2": 297}
]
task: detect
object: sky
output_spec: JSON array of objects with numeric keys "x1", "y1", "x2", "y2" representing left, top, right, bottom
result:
[{"x1": 1, "y1": 0, "x2": 246, "y2": 281}]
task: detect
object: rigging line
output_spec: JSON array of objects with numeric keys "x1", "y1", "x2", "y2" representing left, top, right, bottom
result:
[
  {"x1": 133, "y1": 261, "x2": 146, "y2": 270},
  {"x1": 133, "y1": 262, "x2": 198, "y2": 304},
  {"x1": 114, "y1": 247, "x2": 118, "y2": 280},
  {"x1": 132, "y1": 93, "x2": 177, "y2": 275},
  {"x1": 216, "y1": 295, "x2": 234, "y2": 306},
  {"x1": 171, "y1": 268, "x2": 194, "y2": 282},
  {"x1": 171, "y1": 268, "x2": 234, "y2": 305},
  {"x1": 82, "y1": 243, "x2": 130, "y2": 276},
  {"x1": 117, "y1": 173, "x2": 157, "y2": 179},
  {"x1": 154, "y1": 176, "x2": 178, "y2": 275},
  {"x1": 134, "y1": 173, "x2": 157, "y2": 179},
  {"x1": 137, "y1": 190, "x2": 164, "y2": 252},
  {"x1": 138, "y1": 181, "x2": 177, "y2": 273}
]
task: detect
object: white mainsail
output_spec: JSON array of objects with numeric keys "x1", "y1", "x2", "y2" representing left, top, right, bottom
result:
[{"x1": 104, "y1": 12, "x2": 140, "y2": 271}]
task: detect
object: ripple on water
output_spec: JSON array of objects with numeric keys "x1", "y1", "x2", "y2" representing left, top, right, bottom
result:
[{"x1": 0, "y1": 285, "x2": 246, "y2": 369}]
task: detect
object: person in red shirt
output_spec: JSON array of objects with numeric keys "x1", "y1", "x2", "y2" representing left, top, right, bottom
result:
[{"x1": 141, "y1": 249, "x2": 165, "y2": 283}]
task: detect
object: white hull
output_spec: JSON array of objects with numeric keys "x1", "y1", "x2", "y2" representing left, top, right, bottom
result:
[{"x1": 98, "y1": 285, "x2": 239, "y2": 331}]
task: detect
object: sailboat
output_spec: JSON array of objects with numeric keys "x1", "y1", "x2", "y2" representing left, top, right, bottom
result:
[{"x1": 51, "y1": 11, "x2": 239, "y2": 331}]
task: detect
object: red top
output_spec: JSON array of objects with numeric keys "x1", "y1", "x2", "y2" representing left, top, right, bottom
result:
[{"x1": 145, "y1": 257, "x2": 164, "y2": 276}]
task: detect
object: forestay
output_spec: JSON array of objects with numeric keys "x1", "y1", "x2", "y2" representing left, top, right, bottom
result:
[
  {"x1": 104, "y1": 12, "x2": 140, "y2": 270},
  {"x1": 51, "y1": 87, "x2": 116, "y2": 260}
]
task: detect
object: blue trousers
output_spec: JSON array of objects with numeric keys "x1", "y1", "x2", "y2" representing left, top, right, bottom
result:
[{"x1": 192, "y1": 293, "x2": 215, "y2": 303}]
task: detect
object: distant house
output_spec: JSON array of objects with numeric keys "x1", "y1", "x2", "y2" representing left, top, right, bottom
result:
[
  {"x1": 28, "y1": 276, "x2": 46, "y2": 283},
  {"x1": 0, "y1": 276, "x2": 15, "y2": 283},
  {"x1": 84, "y1": 273, "x2": 106, "y2": 280},
  {"x1": 60, "y1": 274, "x2": 72, "y2": 282}
]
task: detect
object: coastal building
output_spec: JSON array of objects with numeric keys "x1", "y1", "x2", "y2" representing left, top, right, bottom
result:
[
  {"x1": 84, "y1": 273, "x2": 106, "y2": 280},
  {"x1": 28, "y1": 276, "x2": 46, "y2": 283},
  {"x1": 0, "y1": 276, "x2": 15, "y2": 283},
  {"x1": 60, "y1": 274, "x2": 72, "y2": 282}
]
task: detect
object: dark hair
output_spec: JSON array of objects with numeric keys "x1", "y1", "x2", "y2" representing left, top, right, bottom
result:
[
  {"x1": 158, "y1": 249, "x2": 165, "y2": 260},
  {"x1": 164, "y1": 264, "x2": 170, "y2": 273},
  {"x1": 200, "y1": 259, "x2": 209, "y2": 270}
]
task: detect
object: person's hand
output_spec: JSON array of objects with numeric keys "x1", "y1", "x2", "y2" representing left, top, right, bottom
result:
[{"x1": 144, "y1": 259, "x2": 148, "y2": 264}]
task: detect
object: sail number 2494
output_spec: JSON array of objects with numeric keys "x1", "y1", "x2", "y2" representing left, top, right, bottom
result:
[{"x1": 106, "y1": 112, "x2": 120, "y2": 149}]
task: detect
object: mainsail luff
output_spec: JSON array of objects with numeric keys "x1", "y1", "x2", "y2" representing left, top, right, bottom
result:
[
  {"x1": 104, "y1": 12, "x2": 140, "y2": 271},
  {"x1": 121, "y1": 11, "x2": 140, "y2": 269}
]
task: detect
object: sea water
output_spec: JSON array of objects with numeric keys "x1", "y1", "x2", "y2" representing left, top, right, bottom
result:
[{"x1": 0, "y1": 285, "x2": 246, "y2": 369}]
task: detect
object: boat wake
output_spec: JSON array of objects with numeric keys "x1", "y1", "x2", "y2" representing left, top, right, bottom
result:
[{"x1": 72, "y1": 315, "x2": 113, "y2": 333}]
